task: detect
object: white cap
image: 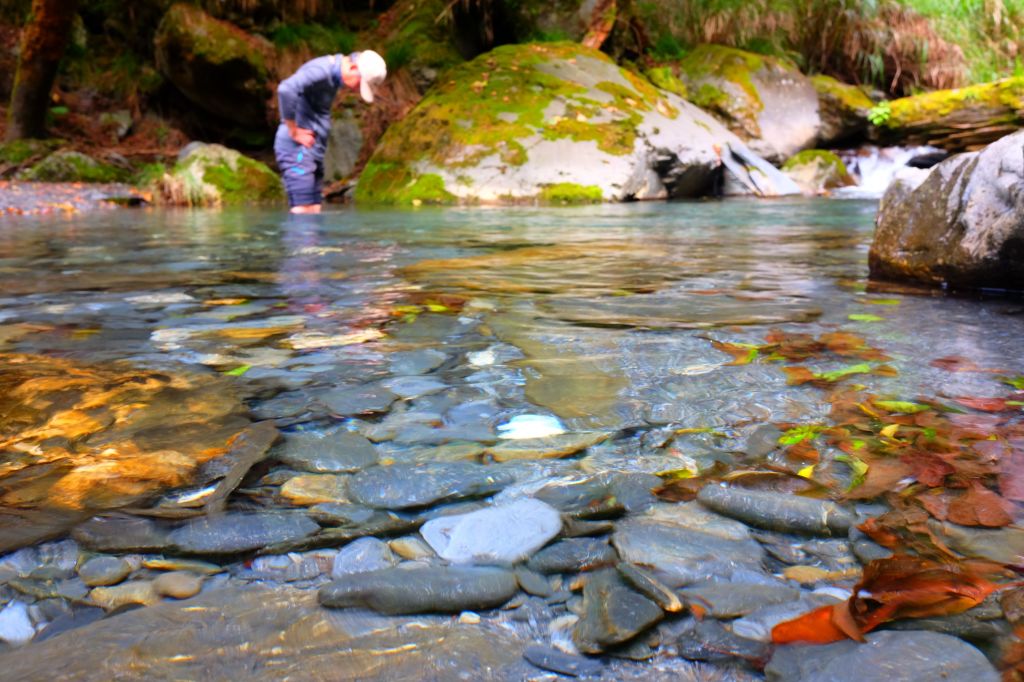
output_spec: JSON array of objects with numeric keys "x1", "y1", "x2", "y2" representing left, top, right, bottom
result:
[{"x1": 357, "y1": 50, "x2": 387, "y2": 103}]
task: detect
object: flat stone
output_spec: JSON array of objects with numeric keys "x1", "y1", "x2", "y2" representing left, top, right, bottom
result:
[
  {"x1": 317, "y1": 384, "x2": 397, "y2": 416},
  {"x1": 276, "y1": 428, "x2": 378, "y2": 473},
  {"x1": 420, "y1": 498, "x2": 562, "y2": 565},
  {"x1": 319, "y1": 565, "x2": 518, "y2": 614},
  {"x1": 331, "y1": 537, "x2": 397, "y2": 578},
  {"x1": 515, "y1": 567, "x2": 555, "y2": 598},
  {"x1": 928, "y1": 520, "x2": 1024, "y2": 565},
  {"x1": 0, "y1": 584, "x2": 536, "y2": 680},
  {"x1": 486, "y1": 432, "x2": 612, "y2": 462},
  {"x1": 168, "y1": 513, "x2": 320, "y2": 555},
  {"x1": 348, "y1": 462, "x2": 514, "y2": 510},
  {"x1": 527, "y1": 538, "x2": 617, "y2": 574},
  {"x1": 0, "y1": 602, "x2": 35, "y2": 646},
  {"x1": 280, "y1": 474, "x2": 350, "y2": 505},
  {"x1": 766, "y1": 630, "x2": 999, "y2": 681},
  {"x1": 697, "y1": 485, "x2": 856, "y2": 537},
  {"x1": 676, "y1": 619, "x2": 770, "y2": 666},
  {"x1": 523, "y1": 644, "x2": 604, "y2": 677},
  {"x1": 72, "y1": 516, "x2": 172, "y2": 553},
  {"x1": 153, "y1": 572, "x2": 203, "y2": 599},
  {"x1": 388, "y1": 349, "x2": 448, "y2": 375},
  {"x1": 573, "y1": 569, "x2": 664, "y2": 654},
  {"x1": 612, "y1": 504, "x2": 766, "y2": 586},
  {"x1": 78, "y1": 556, "x2": 132, "y2": 587},
  {"x1": 379, "y1": 376, "x2": 448, "y2": 400},
  {"x1": 678, "y1": 581, "x2": 801, "y2": 618},
  {"x1": 89, "y1": 580, "x2": 159, "y2": 610}
]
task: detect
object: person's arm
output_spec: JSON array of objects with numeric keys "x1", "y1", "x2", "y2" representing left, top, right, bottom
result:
[{"x1": 277, "y1": 60, "x2": 330, "y2": 147}]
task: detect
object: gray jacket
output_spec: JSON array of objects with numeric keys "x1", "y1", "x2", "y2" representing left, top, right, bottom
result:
[{"x1": 277, "y1": 55, "x2": 344, "y2": 159}]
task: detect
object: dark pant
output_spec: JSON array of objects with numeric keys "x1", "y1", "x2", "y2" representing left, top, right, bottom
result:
[{"x1": 274, "y1": 125, "x2": 324, "y2": 207}]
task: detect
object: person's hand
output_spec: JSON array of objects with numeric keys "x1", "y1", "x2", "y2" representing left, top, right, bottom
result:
[{"x1": 290, "y1": 126, "x2": 315, "y2": 147}]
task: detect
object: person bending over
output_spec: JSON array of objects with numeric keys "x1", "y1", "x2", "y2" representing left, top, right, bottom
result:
[{"x1": 275, "y1": 50, "x2": 386, "y2": 214}]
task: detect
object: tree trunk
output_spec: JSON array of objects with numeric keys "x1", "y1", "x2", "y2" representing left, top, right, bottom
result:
[{"x1": 5, "y1": 0, "x2": 79, "y2": 141}]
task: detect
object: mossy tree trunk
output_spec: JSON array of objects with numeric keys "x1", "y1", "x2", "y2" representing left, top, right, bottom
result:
[{"x1": 5, "y1": 0, "x2": 79, "y2": 141}]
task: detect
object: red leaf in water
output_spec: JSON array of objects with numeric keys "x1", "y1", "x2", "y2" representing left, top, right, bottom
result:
[
  {"x1": 783, "y1": 366, "x2": 817, "y2": 386},
  {"x1": 710, "y1": 340, "x2": 757, "y2": 366},
  {"x1": 930, "y1": 356, "x2": 1006, "y2": 373},
  {"x1": 785, "y1": 440, "x2": 820, "y2": 462},
  {"x1": 954, "y1": 397, "x2": 1013, "y2": 412},
  {"x1": 772, "y1": 603, "x2": 850, "y2": 644},
  {"x1": 822, "y1": 331, "x2": 890, "y2": 361},
  {"x1": 902, "y1": 451, "x2": 955, "y2": 487},
  {"x1": 946, "y1": 482, "x2": 1013, "y2": 527},
  {"x1": 999, "y1": 446, "x2": 1024, "y2": 502}
]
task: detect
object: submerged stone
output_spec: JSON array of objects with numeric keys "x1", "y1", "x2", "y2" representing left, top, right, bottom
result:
[
  {"x1": 678, "y1": 581, "x2": 800, "y2": 618},
  {"x1": 573, "y1": 569, "x2": 664, "y2": 654},
  {"x1": 420, "y1": 498, "x2": 562, "y2": 565},
  {"x1": 523, "y1": 644, "x2": 604, "y2": 677},
  {"x1": 347, "y1": 462, "x2": 514, "y2": 510},
  {"x1": 676, "y1": 619, "x2": 771, "y2": 666},
  {"x1": 766, "y1": 630, "x2": 999, "y2": 681},
  {"x1": 697, "y1": 485, "x2": 855, "y2": 537},
  {"x1": 612, "y1": 503, "x2": 766, "y2": 586},
  {"x1": 153, "y1": 571, "x2": 203, "y2": 599},
  {"x1": 78, "y1": 556, "x2": 132, "y2": 587},
  {"x1": 486, "y1": 432, "x2": 612, "y2": 462},
  {"x1": 275, "y1": 428, "x2": 379, "y2": 473},
  {"x1": 0, "y1": 585, "x2": 535, "y2": 680},
  {"x1": 527, "y1": 537, "x2": 617, "y2": 574},
  {"x1": 330, "y1": 537, "x2": 397, "y2": 578},
  {"x1": 168, "y1": 513, "x2": 320, "y2": 555},
  {"x1": 319, "y1": 565, "x2": 518, "y2": 614},
  {"x1": 279, "y1": 474, "x2": 350, "y2": 506},
  {"x1": 89, "y1": 580, "x2": 160, "y2": 610},
  {"x1": 73, "y1": 516, "x2": 173, "y2": 554}
]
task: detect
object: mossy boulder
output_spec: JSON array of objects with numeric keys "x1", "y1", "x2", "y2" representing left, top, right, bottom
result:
[
  {"x1": 870, "y1": 130, "x2": 1024, "y2": 291},
  {"x1": 357, "y1": 42, "x2": 799, "y2": 205},
  {"x1": 154, "y1": 3, "x2": 275, "y2": 127},
  {"x1": 874, "y1": 77, "x2": 1024, "y2": 153},
  {"x1": 17, "y1": 150, "x2": 129, "y2": 183},
  {"x1": 781, "y1": 149, "x2": 854, "y2": 195},
  {"x1": 659, "y1": 44, "x2": 821, "y2": 163},
  {"x1": 811, "y1": 75, "x2": 873, "y2": 145},
  {"x1": 153, "y1": 143, "x2": 284, "y2": 207}
]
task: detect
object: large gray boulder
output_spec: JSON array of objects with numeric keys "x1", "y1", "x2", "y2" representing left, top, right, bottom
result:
[
  {"x1": 356, "y1": 42, "x2": 799, "y2": 205},
  {"x1": 648, "y1": 45, "x2": 821, "y2": 163},
  {"x1": 869, "y1": 129, "x2": 1024, "y2": 290}
]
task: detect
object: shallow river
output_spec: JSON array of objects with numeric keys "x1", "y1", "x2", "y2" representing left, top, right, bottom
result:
[{"x1": 0, "y1": 199, "x2": 1022, "y2": 680}]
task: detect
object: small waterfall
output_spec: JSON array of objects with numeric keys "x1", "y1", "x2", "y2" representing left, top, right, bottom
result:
[{"x1": 834, "y1": 145, "x2": 944, "y2": 199}]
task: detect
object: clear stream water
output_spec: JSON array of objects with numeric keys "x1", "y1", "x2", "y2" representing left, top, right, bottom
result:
[{"x1": 1, "y1": 198, "x2": 1022, "y2": 678}]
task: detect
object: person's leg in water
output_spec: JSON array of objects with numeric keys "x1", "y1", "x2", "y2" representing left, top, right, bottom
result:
[{"x1": 274, "y1": 126, "x2": 325, "y2": 213}]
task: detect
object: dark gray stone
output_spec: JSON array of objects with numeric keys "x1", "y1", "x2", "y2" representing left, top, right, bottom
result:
[
  {"x1": 276, "y1": 428, "x2": 379, "y2": 473},
  {"x1": 168, "y1": 513, "x2": 320, "y2": 555},
  {"x1": 527, "y1": 538, "x2": 617, "y2": 574},
  {"x1": 523, "y1": 645, "x2": 604, "y2": 677},
  {"x1": 573, "y1": 569, "x2": 664, "y2": 654},
  {"x1": 319, "y1": 565, "x2": 517, "y2": 614},
  {"x1": 72, "y1": 516, "x2": 172, "y2": 553},
  {"x1": 348, "y1": 462, "x2": 514, "y2": 510},
  {"x1": 678, "y1": 581, "x2": 801, "y2": 618},
  {"x1": 766, "y1": 630, "x2": 999, "y2": 681},
  {"x1": 697, "y1": 484, "x2": 855, "y2": 536}
]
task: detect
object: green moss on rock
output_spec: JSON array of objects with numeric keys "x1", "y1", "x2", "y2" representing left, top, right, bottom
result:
[
  {"x1": 537, "y1": 183, "x2": 603, "y2": 204},
  {"x1": 356, "y1": 42, "x2": 675, "y2": 205},
  {"x1": 885, "y1": 77, "x2": 1024, "y2": 128},
  {"x1": 154, "y1": 143, "x2": 283, "y2": 207},
  {"x1": 0, "y1": 139, "x2": 61, "y2": 165},
  {"x1": 810, "y1": 75, "x2": 873, "y2": 112},
  {"x1": 782, "y1": 149, "x2": 853, "y2": 192},
  {"x1": 644, "y1": 66, "x2": 688, "y2": 100},
  {"x1": 782, "y1": 149, "x2": 849, "y2": 175},
  {"x1": 18, "y1": 150, "x2": 128, "y2": 183}
]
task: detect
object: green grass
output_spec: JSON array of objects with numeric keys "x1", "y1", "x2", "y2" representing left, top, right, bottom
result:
[{"x1": 269, "y1": 23, "x2": 356, "y2": 55}]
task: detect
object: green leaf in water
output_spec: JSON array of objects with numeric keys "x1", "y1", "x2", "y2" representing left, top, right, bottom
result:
[
  {"x1": 657, "y1": 469, "x2": 696, "y2": 480},
  {"x1": 425, "y1": 302, "x2": 450, "y2": 313},
  {"x1": 848, "y1": 313, "x2": 884, "y2": 322},
  {"x1": 836, "y1": 454, "x2": 868, "y2": 491},
  {"x1": 779, "y1": 424, "x2": 823, "y2": 446},
  {"x1": 874, "y1": 400, "x2": 930, "y2": 414},
  {"x1": 611, "y1": 289, "x2": 634, "y2": 297},
  {"x1": 864, "y1": 299, "x2": 901, "y2": 306},
  {"x1": 224, "y1": 364, "x2": 251, "y2": 376},
  {"x1": 1008, "y1": 401, "x2": 1024, "y2": 407},
  {"x1": 1000, "y1": 376, "x2": 1024, "y2": 390},
  {"x1": 818, "y1": 363, "x2": 873, "y2": 382}
]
